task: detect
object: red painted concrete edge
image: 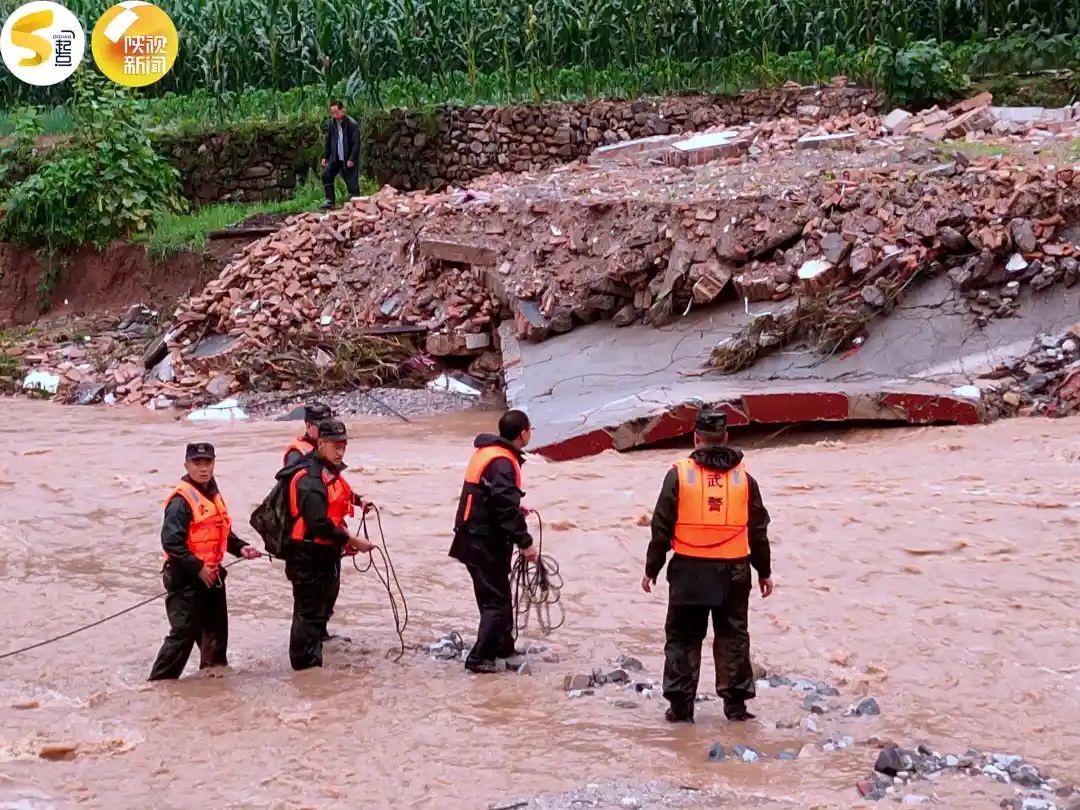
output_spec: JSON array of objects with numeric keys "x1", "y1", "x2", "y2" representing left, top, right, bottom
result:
[{"x1": 534, "y1": 390, "x2": 985, "y2": 461}]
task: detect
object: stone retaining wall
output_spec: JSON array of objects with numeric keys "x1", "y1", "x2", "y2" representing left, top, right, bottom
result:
[
  {"x1": 32, "y1": 84, "x2": 882, "y2": 205},
  {"x1": 151, "y1": 122, "x2": 321, "y2": 205},
  {"x1": 363, "y1": 83, "x2": 885, "y2": 189}
]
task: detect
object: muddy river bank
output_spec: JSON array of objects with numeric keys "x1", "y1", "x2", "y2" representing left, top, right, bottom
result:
[{"x1": 0, "y1": 401, "x2": 1077, "y2": 809}]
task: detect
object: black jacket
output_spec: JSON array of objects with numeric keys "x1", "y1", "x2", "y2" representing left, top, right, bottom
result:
[
  {"x1": 324, "y1": 115, "x2": 361, "y2": 165},
  {"x1": 162, "y1": 476, "x2": 249, "y2": 580},
  {"x1": 645, "y1": 446, "x2": 772, "y2": 605},
  {"x1": 449, "y1": 434, "x2": 533, "y2": 567},
  {"x1": 283, "y1": 435, "x2": 316, "y2": 469},
  {"x1": 277, "y1": 454, "x2": 352, "y2": 548}
]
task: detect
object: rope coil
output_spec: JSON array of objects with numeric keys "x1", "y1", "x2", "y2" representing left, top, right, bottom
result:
[
  {"x1": 351, "y1": 504, "x2": 410, "y2": 661},
  {"x1": 511, "y1": 511, "x2": 565, "y2": 639}
]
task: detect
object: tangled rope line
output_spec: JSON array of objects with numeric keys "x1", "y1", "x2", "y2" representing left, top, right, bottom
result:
[
  {"x1": 511, "y1": 511, "x2": 565, "y2": 639},
  {"x1": 351, "y1": 504, "x2": 410, "y2": 661}
]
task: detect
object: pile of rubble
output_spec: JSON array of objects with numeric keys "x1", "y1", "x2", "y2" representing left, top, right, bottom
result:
[
  {"x1": 979, "y1": 327, "x2": 1080, "y2": 418},
  {"x1": 5, "y1": 91, "x2": 1079, "y2": 411},
  {"x1": 859, "y1": 743, "x2": 1080, "y2": 808},
  {"x1": 883, "y1": 92, "x2": 1080, "y2": 141}
]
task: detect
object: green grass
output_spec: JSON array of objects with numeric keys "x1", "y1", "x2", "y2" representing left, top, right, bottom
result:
[
  {"x1": 946, "y1": 142, "x2": 1015, "y2": 159},
  {"x1": 137, "y1": 173, "x2": 334, "y2": 258},
  {"x1": 1069, "y1": 138, "x2": 1080, "y2": 158}
]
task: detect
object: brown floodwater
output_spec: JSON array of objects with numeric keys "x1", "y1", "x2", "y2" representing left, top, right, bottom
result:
[{"x1": 0, "y1": 399, "x2": 1077, "y2": 809}]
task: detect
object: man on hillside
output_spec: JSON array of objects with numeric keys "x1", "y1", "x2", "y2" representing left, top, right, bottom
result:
[{"x1": 321, "y1": 100, "x2": 361, "y2": 209}]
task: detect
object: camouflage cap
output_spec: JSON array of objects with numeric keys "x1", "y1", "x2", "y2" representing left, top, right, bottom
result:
[
  {"x1": 318, "y1": 419, "x2": 348, "y2": 441},
  {"x1": 694, "y1": 409, "x2": 727, "y2": 435},
  {"x1": 185, "y1": 442, "x2": 215, "y2": 460}
]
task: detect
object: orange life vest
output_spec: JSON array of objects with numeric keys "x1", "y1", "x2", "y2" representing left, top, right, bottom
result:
[
  {"x1": 283, "y1": 436, "x2": 315, "y2": 467},
  {"x1": 457, "y1": 445, "x2": 523, "y2": 527},
  {"x1": 164, "y1": 481, "x2": 231, "y2": 567},
  {"x1": 672, "y1": 458, "x2": 750, "y2": 560},
  {"x1": 289, "y1": 465, "x2": 355, "y2": 544}
]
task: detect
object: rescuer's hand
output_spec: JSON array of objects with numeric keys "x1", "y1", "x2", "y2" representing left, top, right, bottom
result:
[
  {"x1": 759, "y1": 577, "x2": 774, "y2": 598},
  {"x1": 321, "y1": 158, "x2": 328, "y2": 167},
  {"x1": 198, "y1": 565, "x2": 219, "y2": 587},
  {"x1": 241, "y1": 546, "x2": 263, "y2": 560},
  {"x1": 641, "y1": 576, "x2": 655, "y2": 594},
  {"x1": 360, "y1": 499, "x2": 375, "y2": 515},
  {"x1": 519, "y1": 504, "x2": 532, "y2": 517},
  {"x1": 349, "y1": 534, "x2": 375, "y2": 553},
  {"x1": 522, "y1": 544, "x2": 540, "y2": 563}
]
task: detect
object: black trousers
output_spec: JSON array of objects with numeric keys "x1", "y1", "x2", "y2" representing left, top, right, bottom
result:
[
  {"x1": 326, "y1": 556, "x2": 341, "y2": 626},
  {"x1": 322, "y1": 159, "x2": 359, "y2": 204},
  {"x1": 148, "y1": 571, "x2": 229, "y2": 681},
  {"x1": 465, "y1": 561, "x2": 515, "y2": 666},
  {"x1": 286, "y1": 546, "x2": 339, "y2": 670},
  {"x1": 662, "y1": 567, "x2": 755, "y2": 712}
]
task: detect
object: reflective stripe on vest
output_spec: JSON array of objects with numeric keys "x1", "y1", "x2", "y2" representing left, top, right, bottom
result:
[
  {"x1": 289, "y1": 467, "x2": 355, "y2": 544},
  {"x1": 164, "y1": 481, "x2": 231, "y2": 567},
  {"x1": 672, "y1": 458, "x2": 750, "y2": 560},
  {"x1": 283, "y1": 437, "x2": 314, "y2": 467},
  {"x1": 460, "y1": 446, "x2": 522, "y2": 524}
]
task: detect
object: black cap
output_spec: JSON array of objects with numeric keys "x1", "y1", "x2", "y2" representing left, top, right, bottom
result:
[
  {"x1": 186, "y1": 442, "x2": 216, "y2": 461},
  {"x1": 694, "y1": 409, "x2": 727, "y2": 435},
  {"x1": 318, "y1": 419, "x2": 348, "y2": 441},
  {"x1": 305, "y1": 402, "x2": 332, "y2": 423}
]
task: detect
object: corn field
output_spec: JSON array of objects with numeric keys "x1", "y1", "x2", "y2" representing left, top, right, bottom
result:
[{"x1": 0, "y1": 0, "x2": 1076, "y2": 108}]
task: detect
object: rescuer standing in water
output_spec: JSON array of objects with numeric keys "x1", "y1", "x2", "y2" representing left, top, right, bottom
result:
[
  {"x1": 642, "y1": 410, "x2": 773, "y2": 723},
  {"x1": 282, "y1": 402, "x2": 332, "y2": 467},
  {"x1": 281, "y1": 402, "x2": 369, "y2": 642},
  {"x1": 450, "y1": 409, "x2": 539, "y2": 674},
  {"x1": 149, "y1": 442, "x2": 262, "y2": 681},
  {"x1": 280, "y1": 419, "x2": 373, "y2": 670}
]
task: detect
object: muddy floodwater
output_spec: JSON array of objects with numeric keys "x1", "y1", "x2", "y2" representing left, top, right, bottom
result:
[{"x1": 0, "y1": 400, "x2": 1077, "y2": 809}]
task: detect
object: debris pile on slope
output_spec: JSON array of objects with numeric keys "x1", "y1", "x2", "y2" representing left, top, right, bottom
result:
[
  {"x1": 7, "y1": 92, "x2": 1080, "y2": 410},
  {"x1": 709, "y1": 160, "x2": 1079, "y2": 372},
  {"x1": 979, "y1": 327, "x2": 1080, "y2": 418},
  {"x1": 882, "y1": 92, "x2": 1080, "y2": 140}
]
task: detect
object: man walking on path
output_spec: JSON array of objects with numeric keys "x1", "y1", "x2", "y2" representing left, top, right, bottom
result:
[
  {"x1": 642, "y1": 409, "x2": 773, "y2": 723},
  {"x1": 321, "y1": 100, "x2": 361, "y2": 209}
]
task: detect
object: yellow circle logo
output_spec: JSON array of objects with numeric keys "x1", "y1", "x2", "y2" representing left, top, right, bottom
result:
[{"x1": 91, "y1": 1, "x2": 177, "y2": 87}]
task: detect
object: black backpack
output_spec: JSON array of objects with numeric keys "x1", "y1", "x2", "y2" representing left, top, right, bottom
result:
[{"x1": 249, "y1": 479, "x2": 295, "y2": 560}]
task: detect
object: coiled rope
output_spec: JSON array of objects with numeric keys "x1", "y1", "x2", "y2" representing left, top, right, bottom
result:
[
  {"x1": 351, "y1": 504, "x2": 410, "y2": 661},
  {"x1": 511, "y1": 511, "x2": 565, "y2": 639}
]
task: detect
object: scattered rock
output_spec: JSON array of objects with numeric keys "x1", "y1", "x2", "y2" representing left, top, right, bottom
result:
[
  {"x1": 852, "y1": 697, "x2": 881, "y2": 717},
  {"x1": 707, "y1": 744, "x2": 727, "y2": 762},
  {"x1": 564, "y1": 673, "x2": 592, "y2": 692}
]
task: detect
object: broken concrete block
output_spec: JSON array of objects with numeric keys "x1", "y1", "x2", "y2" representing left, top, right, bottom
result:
[
  {"x1": 797, "y1": 259, "x2": 843, "y2": 295},
  {"x1": 514, "y1": 299, "x2": 550, "y2": 342},
  {"x1": 946, "y1": 106, "x2": 994, "y2": 138},
  {"x1": 464, "y1": 333, "x2": 492, "y2": 350},
  {"x1": 204, "y1": 373, "x2": 236, "y2": 400},
  {"x1": 883, "y1": 109, "x2": 913, "y2": 134},
  {"x1": 692, "y1": 268, "x2": 732, "y2": 304},
  {"x1": 796, "y1": 133, "x2": 857, "y2": 151},
  {"x1": 667, "y1": 130, "x2": 749, "y2": 166},
  {"x1": 733, "y1": 270, "x2": 778, "y2": 302},
  {"x1": 418, "y1": 238, "x2": 497, "y2": 266},
  {"x1": 948, "y1": 92, "x2": 993, "y2": 115}
]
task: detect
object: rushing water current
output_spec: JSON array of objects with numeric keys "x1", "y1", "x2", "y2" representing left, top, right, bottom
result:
[{"x1": 0, "y1": 400, "x2": 1077, "y2": 809}]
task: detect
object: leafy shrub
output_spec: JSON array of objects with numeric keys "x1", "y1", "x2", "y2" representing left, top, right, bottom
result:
[{"x1": 0, "y1": 70, "x2": 185, "y2": 257}]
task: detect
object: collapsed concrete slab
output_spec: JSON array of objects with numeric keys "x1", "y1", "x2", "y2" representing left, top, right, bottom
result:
[{"x1": 504, "y1": 275, "x2": 1079, "y2": 460}]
